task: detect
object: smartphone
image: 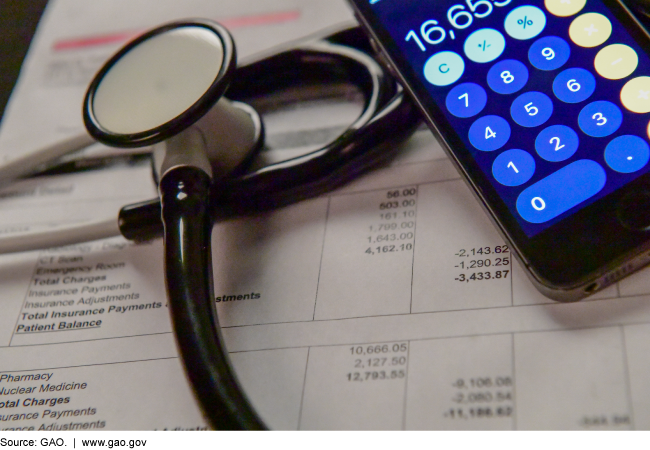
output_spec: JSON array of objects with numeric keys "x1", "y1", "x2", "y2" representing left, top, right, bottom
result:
[{"x1": 347, "y1": 0, "x2": 650, "y2": 301}]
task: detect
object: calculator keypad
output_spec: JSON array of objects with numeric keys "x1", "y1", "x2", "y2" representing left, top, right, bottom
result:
[{"x1": 436, "y1": 1, "x2": 650, "y2": 227}]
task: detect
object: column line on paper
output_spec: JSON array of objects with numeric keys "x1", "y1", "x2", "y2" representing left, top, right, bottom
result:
[
  {"x1": 296, "y1": 347, "x2": 311, "y2": 430},
  {"x1": 401, "y1": 340, "x2": 412, "y2": 430},
  {"x1": 620, "y1": 325, "x2": 636, "y2": 429},
  {"x1": 511, "y1": 332, "x2": 517, "y2": 431},
  {"x1": 313, "y1": 198, "x2": 332, "y2": 321},
  {"x1": 409, "y1": 188, "x2": 420, "y2": 314}
]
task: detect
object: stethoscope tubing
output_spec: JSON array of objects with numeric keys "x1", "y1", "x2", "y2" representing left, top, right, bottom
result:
[
  {"x1": 160, "y1": 165, "x2": 265, "y2": 429},
  {"x1": 157, "y1": 26, "x2": 421, "y2": 429}
]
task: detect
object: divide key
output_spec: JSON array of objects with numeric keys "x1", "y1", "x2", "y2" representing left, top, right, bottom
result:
[{"x1": 516, "y1": 159, "x2": 606, "y2": 223}]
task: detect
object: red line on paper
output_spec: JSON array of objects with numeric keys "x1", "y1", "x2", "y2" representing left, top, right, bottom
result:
[
  {"x1": 52, "y1": 9, "x2": 301, "y2": 51},
  {"x1": 53, "y1": 32, "x2": 139, "y2": 51}
]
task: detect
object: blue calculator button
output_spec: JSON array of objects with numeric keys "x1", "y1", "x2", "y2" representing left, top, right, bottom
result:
[
  {"x1": 446, "y1": 83, "x2": 487, "y2": 118},
  {"x1": 535, "y1": 125, "x2": 579, "y2": 162},
  {"x1": 578, "y1": 101, "x2": 622, "y2": 137},
  {"x1": 492, "y1": 149, "x2": 536, "y2": 186},
  {"x1": 553, "y1": 68, "x2": 596, "y2": 103},
  {"x1": 528, "y1": 36, "x2": 571, "y2": 71},
  {"x1": 510, "y1": 91, "x2": 554, "y2": 128},
  {"x1": 487, "y1": 60, "x2": 529, "y2": 95},
  {"x1": 468, "y1": 115, "x2": 511, "y2": 152},
  {"x1": 516, "y1": 159, "x2": 606, "y2": 223},
  {"x1": 604, "y1": 135, "x2": 650, "y2": 173}
]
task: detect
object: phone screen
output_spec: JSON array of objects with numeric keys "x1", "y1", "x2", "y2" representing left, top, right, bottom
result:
[{"x1": 355, "y1": 0, "x2": 650, "y2": 237}]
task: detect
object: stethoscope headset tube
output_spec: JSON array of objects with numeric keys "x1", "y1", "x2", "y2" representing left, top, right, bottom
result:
[{"x1": 79, "y1": 21, "x2": 421, "y2": 430}]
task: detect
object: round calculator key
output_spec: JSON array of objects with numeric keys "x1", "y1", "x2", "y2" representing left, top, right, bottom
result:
[
  {"x1": 569, "y1": 13, "x2": 612, "y2": 48},
  {"x1": 552, "y1": 68, "x2": 595, "y2": 103},
  {"x1": 545, "y1": 0, "x2": 586, "y2": 17},
  {"x1": 535, "y1": 125, "x2": 579, "y2": 162},
  {"x1": 487, "y1": 60, "x2": 529, "y2": 95},
  {"x1": 446, "y1": 83, "x2": 487, "y2": 118},
  {"x1": 595, "y1": 44, "x2": 638, "y2": 80},
  {"x1": 510, "y1": 91, "x2": 554, "y2": 128},
  {"x1": 578, "y1": 100, "x2": 622, "y2": 137},
  {"x1": 464, "y1": 28, "x2": 506, "y2": 63},
  {"x1": 504, "y1": 6, "x2": 547, "y2": 41},
  {"x1": 468, "y1": 115, "x2": 511, "y2": 152},
  {"x1": 620, "y1": 76, "x2": 650, "y2": 113},
  {"x1": 492, "y1": 149, "x2": 536, "y2": 186},
  {"x1": 424, "y1": 51, "x2": 465, "y2": 86},
  {"x1": 528, "y1": 36, "x2": 571, "y2": 71},
  {"x1": 604, "y1": 135, "x2": 650, "y2": 173}
]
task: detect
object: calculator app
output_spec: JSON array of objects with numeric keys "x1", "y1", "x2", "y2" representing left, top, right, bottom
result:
[{"x1": 369, "y1": 0, "x2": 650, "y2": 236}]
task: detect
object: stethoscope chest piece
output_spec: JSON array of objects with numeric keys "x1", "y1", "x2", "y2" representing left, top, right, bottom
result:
[{"x1": 83, "y1": 20, "x2": 263, "y2": 179}]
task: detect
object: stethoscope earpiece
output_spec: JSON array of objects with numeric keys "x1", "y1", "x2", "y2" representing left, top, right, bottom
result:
[{"x1": 83, "y1": 20, "x2": 263, "y2": 179}]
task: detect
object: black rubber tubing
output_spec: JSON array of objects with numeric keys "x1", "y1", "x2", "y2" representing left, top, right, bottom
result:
[{"x1": 159, "y1": 166, "x2": 266, "y2": 430}]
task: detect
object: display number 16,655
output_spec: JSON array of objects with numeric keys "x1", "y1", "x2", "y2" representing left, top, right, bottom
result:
[{"x1": 405, "y1": 0, "x2": 512, "y2": 51}]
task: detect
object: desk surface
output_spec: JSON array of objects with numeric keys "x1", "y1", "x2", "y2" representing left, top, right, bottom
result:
[{"x1": 0, "y1": 0, "x2": 48, "y2": 122}]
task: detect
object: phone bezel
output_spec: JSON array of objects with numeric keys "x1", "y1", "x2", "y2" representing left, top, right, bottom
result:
[{"x1": 348, "y1": 0, "x2": 650, "y2": 293}]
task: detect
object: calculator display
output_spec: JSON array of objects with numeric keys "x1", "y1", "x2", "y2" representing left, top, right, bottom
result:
[{"x1": 363, "y1": 0, "x2": 650, "y2": 236}]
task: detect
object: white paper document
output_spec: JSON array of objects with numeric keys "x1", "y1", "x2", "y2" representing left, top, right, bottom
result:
[{"x1": 1, "y1": 0, "x2": 650, "y2": 431}]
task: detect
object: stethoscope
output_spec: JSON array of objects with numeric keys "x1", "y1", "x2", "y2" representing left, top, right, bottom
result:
[{"x1": 0, "y1": 21, "x2": 420, "y2": 429}]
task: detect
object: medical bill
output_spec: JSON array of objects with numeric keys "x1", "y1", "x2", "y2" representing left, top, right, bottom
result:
[{"x1": 0, "y1": 0, "x2": 649, "y2": 430}]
